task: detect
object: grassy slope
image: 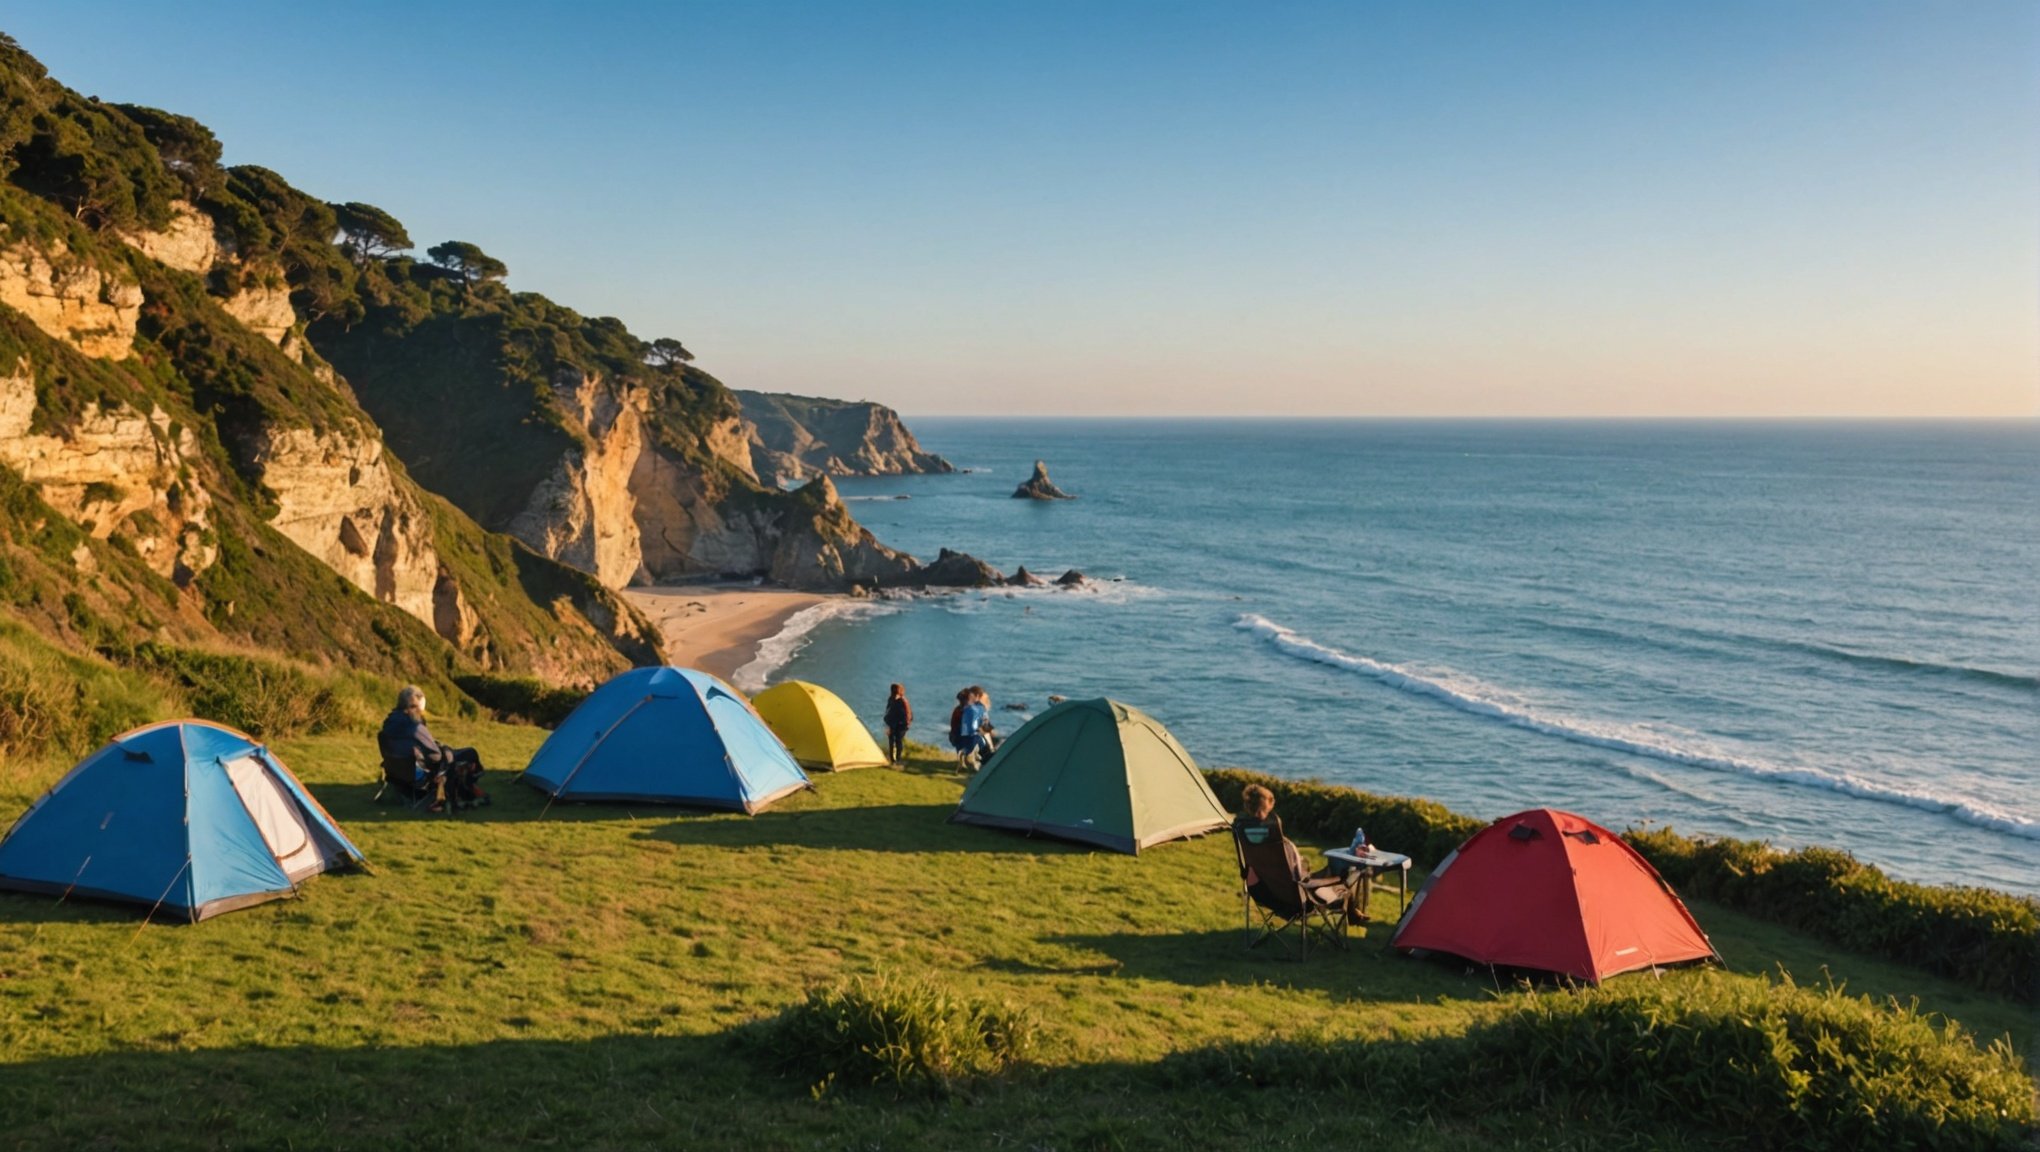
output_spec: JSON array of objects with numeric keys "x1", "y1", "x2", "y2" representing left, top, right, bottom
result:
[{"x1": 0, "y1": 722, "x2": 2030, "y2": 1151}]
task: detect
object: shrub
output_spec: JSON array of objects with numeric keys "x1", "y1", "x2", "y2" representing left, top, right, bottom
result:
[
  {"x1": 1207, "y1": 768, "x2": 2040, "y2": 1004},
  {"x1": 454, "y1": 673, "x2": 586, "y2": 727},
  {"x1": 127, "y1": 643, "x2": 352, "y2": 739},
  {"x1": 752, "y1": 973, "x2": 1041, "y2": 1095},
  {"x1": 1630, "y1": 827, "x2": 2040, "y2": 1004},
  {"x1": 0, "y1": 620, "x2": 166, "y2": 766},
  {"x1": 1202, "y1": 767, "x2": 1484, "y2": 868},
  {"x1": 1164, "y1": 973, "x2": 2037, "y2": 1151}
]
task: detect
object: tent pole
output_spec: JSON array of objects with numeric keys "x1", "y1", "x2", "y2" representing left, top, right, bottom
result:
[
  {"x1": 540, "y1": 695, "x2": 654, "y2": 818},
  {"x1": 129, "y1": 856, "x2": 192, "y2": 945}
]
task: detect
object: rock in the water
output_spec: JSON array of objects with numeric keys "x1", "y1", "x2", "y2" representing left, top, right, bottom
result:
[
  {"x1": 1011, "y1": 459, "x2": 1073, "y2": 500},
  {"x1": 1047, "y1": 694, "x2": 1067, "y2": 704},
  {"x1": 1054, "y1": 568, "x2": 1087, "y2": 587},
  {"x1": 1006, "y1": 565, "x2": 1050, "y2": 587},
  {"x1": 914, "y1": 547, "x2": 1004, "y2": 588},
  {"x1": 1003, "y1": 702, "x2": 1028, "y2": 712}
]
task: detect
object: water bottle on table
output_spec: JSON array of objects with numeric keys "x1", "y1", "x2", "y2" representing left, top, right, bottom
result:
[{"x1": 1351, "y1": 827, "x2": 1367, "y2": 856}]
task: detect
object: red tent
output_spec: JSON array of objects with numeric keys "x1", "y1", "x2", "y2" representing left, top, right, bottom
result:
[{"x1": 1390, "y1": 808, "x2": 1718, "y2": 983}]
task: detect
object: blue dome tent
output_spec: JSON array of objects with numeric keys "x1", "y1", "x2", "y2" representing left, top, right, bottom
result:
[
  {"x1": 0, "y1": 720, "x2": 367, "y2": 922},
  {"x1": 522, "y1": 667, "x2": 811, "y2": 812}
]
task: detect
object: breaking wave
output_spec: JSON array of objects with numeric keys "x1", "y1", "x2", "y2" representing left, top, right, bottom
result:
[
  {"x1": 735, "y1": 600, "x2": 901, "y2": 692},
  {"x1": 1235, "y1": 614, "x2": 2040, "y2": 842}
]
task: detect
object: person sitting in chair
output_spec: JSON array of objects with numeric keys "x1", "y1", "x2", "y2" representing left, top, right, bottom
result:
[
  {"x1": 1233, "y1": 783, "x2": 1361, "y2": 922},
  {"x1": 377, "y1": 685, "x2": 488, "y2": 812}
]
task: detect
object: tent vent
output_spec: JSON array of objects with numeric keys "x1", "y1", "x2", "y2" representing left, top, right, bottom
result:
[
  {"x1": 1564, "y1": 829, "x2": 1601, "y2": 844},
  {"x1": 1508, "y1": 824, "x2": 1541, "y2": 841}
]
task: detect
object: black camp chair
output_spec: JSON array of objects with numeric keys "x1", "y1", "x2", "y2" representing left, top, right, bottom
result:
[
  {"x1": 373, "y1": 751, "x2": 448, "y2": 815},
  {"x1": 1232, "y1": 817, "x2": 1355, "y2": 959}
]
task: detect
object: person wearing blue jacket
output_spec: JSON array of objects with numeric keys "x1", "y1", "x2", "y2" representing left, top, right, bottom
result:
[{"x1": 949, "y1": 685, "x2": 996, "y2": 767}]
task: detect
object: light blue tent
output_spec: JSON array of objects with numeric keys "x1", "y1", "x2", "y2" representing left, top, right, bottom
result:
[
  {"x1": 522, "y1": 667, "x2": 811, "y2": 812},
  {"x1": 0, "y1": 720, "x2": 366, "y2": 922}
]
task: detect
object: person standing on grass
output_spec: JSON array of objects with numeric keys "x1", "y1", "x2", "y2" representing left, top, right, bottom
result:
[{"x1": 883, "y1": 683, "x2": 912, "y2": 764}]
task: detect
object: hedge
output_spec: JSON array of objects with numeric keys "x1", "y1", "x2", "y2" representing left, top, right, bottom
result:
[
  {"x1": 1628, "y1": 827, "x2": 2040, "y2": 1005},
  {"x1": 1163, "y1": 972, "x2": 2037, "y2": 1151},
  {"x1": 1201, "y1": 768, "x2": 2040, "y2": 1004}
]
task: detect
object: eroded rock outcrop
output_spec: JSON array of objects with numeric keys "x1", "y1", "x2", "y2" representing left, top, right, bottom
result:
[
  {"x1": 507, "y1": 369, "x2": 649, "y2": 587},
  {"x1": 118, "y1": 201, "x2": 221, "y2": 275},
  {"x1": 1013, "y1": 459, "x2": 1073, "y2": 500},
  {"x1": 221, "y1": 277, "x2": 297, "y2": 347},
  {"x1": 0, "y1": 231, "x2": 142, "y2": 359},
  {"x1": 0, "y1": 357, "x2": 215, "y2": 583},
  {"x1": 1006, "y1": 565, "x2": 1049, "y2": 587},
  {"x1": 251, "y1": 426, "x2": 441, "y2": 625},
  {"x1": 736, "y1": 389, "x2": 953, "y2": 485}
]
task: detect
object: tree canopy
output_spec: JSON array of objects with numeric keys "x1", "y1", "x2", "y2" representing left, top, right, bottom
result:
[
  {"x1": 646, "y1": 337, "x2": 694, "y2": 367},
  {"x1": 333, "y1": 201, "x2": 412, "y2": 262},
  {"x1": 426, "y1": 240, "x2": 508, "y2": 286}
]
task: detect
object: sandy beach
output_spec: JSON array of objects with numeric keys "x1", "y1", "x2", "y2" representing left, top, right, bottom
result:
[{"x1": 623, "y1": 584, "x2": 831, "y2": 685}]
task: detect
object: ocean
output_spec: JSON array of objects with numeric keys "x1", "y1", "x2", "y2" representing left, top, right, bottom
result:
[{"x1": 743, "y1": 420, "x2": 2039, "y2": 896}]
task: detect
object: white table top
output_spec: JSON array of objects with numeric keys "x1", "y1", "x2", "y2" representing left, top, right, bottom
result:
[{"x1": 1325, "y1": 846, "x2": 1411, "y2": 870}]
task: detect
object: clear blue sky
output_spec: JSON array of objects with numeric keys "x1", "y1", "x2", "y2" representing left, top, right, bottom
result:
[{"x1": 10, "y1": 2, "x2": 2037, "y2": 416}]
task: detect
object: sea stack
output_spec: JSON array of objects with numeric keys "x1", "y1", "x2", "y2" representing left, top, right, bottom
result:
[{"x1": 1012, "y1": 460, "x2": 1073, "y2": 500}]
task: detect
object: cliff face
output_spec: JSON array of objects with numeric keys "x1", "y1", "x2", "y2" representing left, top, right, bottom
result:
[
  {"x1": 314, "y1": 284, "x2": 940, "y2": 593},
  {"x1": 0, "y1": 355, "x2": 216, "y2": 584},
  {"x1": 506, "y1": 369, "x2": 650, "y2": 588},
  {"x1": 0, "y1": 94, "x2": 656, "y2": 695},
  {"x1": 251, "y1": 425, "x2": 442, "y2": 627},
  {"x1": 734, "y1": 390, "x2": 953, "y2": 486},
  {"x1": 0, "y1": 229, "x2": 142, "y2": 359}
]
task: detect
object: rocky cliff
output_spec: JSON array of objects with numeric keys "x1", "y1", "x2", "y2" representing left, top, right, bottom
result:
[
  {"x1": 314, "y1": 278, "x2": 975, "y2": 593},
  {"x1": 735, "y1": 389, "x2": 953, "y2": 486},
  {"x1": 0, "y1": 228, "x2": 141, "y2": 359},
  {"x1": 0, "y1": 353, "x2": 215, "y2": 584},
  {"x1": 0, "y1": 43, "x2": 662, "y2": 697}
]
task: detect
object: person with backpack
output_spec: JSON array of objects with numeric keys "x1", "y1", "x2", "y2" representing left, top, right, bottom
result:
[
  {"x1": 883, "y1": 683, "x2": 912, "y2": 765},
  {"x1": 377, "y1": 685, "x2": 489, "y2": 812},
  {"x1": 950, "y1": 685, "x2": 996, "y2": 768},
  {"x1": 949, "y1": 686, "x2": 993, "y2": 768}
]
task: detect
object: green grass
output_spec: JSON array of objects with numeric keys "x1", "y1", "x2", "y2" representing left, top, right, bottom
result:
[{"x1": 0, "y1": 724, "x2": 2032, "y2": 1150}]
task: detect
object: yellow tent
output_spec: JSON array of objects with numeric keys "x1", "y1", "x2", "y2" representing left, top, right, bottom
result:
[{"x1": 750, "y1": 680, "x2": 891, "y2": 771}]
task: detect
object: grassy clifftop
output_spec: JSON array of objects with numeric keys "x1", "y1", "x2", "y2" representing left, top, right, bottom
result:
[{"x1": 0, "y1": 725, "x2": 2030, "y2": 1150}]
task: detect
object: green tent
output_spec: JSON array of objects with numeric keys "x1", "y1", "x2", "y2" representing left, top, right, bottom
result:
[{"x1": 950, "y1": 698, "x2": 1231, "y2": 854}]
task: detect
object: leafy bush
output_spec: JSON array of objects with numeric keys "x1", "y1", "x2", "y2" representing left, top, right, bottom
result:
[
  {"x1": 454, "y1": 673, "x2": 585, "y2": 727},
  {"x1": 1202, "y1": 767, "x2": 1484, "y2": 868},
  {"x1": 1166, "y1": 973, "x2": 2036, "y2": 1151},
  {"x1": 1206, "y1": 768, "x2": 2040, "y2": 1004},
  {"x1": 1628, "y1": 827, "x2": 2040, "y2": 1004},
  {"x1": 0, "y1": 621, "x2": 165, "y2": 764},
  {"x1": 127, "y1": 643, "x2": 354, "y2": 739},
  {"x1": 753, "y1": 973, "x2": 1041, "y2": 1095}
]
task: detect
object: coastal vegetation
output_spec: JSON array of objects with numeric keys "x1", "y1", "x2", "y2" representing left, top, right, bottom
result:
[
  {"x1": 1207, "y1": 769, "x2": 2040, "y2": 1005},
  {"x1": 0, "y1": 727, "x2": 2030, "y2": 1149},
  {"x1": 0, "y1": 28, "x2": 2032, "y2": 1148}
]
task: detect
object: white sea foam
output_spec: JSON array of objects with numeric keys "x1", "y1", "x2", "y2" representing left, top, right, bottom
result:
[
  {"x1": 1235, "y1": 614, "x2": 2040, "y2": 842},
  {"x1": 734, "y1": 600, "x2": 900, "y2": 692}
]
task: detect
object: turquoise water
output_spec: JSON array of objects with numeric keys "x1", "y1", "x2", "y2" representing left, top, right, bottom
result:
[{"x1": 752, "y1": 420, "x2": 2039, "y2": 896}]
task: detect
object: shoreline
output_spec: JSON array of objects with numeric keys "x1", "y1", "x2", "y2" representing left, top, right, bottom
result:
[{"x1": 622, "y1": 584, "x2": 833, "y2": 687}]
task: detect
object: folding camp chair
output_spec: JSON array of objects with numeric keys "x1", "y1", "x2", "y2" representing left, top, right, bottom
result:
[
  {"x1": 1233, "y1": 817, "x2": 1354, "y2": 959},
  {"x1": 373, "y1": 751, "x2": 449, "y2": 815}
]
